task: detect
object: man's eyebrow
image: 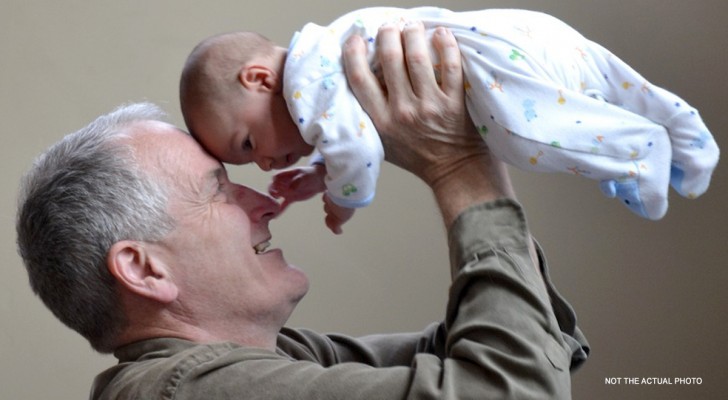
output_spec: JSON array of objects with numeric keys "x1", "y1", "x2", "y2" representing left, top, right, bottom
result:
[
  {"x1": 203, "y1": 167, "x2": 226, "y2": 191},
  {"x1": 212, "y1": 167, "x2": 225, "y2": 180}
]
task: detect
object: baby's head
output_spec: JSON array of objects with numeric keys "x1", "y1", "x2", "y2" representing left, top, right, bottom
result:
[{"x1": 180, "y1": 32, "x2": 312, "y2": 170}]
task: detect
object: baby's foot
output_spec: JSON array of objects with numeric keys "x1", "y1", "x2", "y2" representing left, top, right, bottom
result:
[
  {"x1": 600, "y1": 168, "x2": 668, "y2": 220},
  {"x1": 666, "y1": 111, "x2": 719, "y2": 199}
]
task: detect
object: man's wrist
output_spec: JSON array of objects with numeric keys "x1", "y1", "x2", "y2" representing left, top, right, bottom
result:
[{"x1": 430, "y1": 155, "x2": 515, "y2": 229}]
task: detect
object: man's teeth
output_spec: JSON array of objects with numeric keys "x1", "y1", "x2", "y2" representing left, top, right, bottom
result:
[{"x1": 254, "y1": 241, "x2": 271, "y2": 254}]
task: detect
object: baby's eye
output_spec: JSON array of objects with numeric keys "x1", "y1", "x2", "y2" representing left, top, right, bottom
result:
[{"x1": 242, "y1": 139, "x2": 253, "y2": 151}]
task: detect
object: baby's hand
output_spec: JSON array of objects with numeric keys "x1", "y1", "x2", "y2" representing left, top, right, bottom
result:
[
  {"x1": 269, "y1": 165, "x2": 327, "y2": 211},
  {"x1": 323, "y1": 194, "x2": 356, "y2": 235}
]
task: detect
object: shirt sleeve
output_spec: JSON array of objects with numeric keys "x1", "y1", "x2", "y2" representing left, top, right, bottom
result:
[
  {"x1": 275, "y1": 200, "x2": 588, "y2": 373},
  {"x1": 158, "y1": 199, "x2": 584, "y2": 400}
]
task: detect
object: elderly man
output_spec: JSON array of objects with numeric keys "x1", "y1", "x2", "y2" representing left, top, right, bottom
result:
[{"x1": 16, "y1": 25, "x2": 587, "y2": 398}]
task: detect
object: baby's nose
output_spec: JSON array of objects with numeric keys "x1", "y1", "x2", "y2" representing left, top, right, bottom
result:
[{"x1": 255, "y1": 157, "x2": 273, "y2": 171}]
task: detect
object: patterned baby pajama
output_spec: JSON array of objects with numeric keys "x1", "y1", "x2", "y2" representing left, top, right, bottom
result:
[{"x1": 283, "y1": 7, "x2": 719, "y2": 218}]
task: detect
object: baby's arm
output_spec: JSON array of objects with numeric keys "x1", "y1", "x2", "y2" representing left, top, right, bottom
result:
[{"x1": 284, "y1": 26, "x2": 384, "y2": 211}]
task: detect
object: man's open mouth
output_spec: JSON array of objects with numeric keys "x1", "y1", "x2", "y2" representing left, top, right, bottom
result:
[{"x1": 253, "y1": 241, "x2": 271, "y2": 254}]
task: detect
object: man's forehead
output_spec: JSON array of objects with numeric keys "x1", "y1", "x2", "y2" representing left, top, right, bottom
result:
[{"x1": 128, "y1": 120, "x2": 222, "y2": 184}]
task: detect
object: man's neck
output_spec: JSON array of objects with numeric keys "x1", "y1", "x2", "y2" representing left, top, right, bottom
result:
[{"x1": 116, "y1": 301, "x2": 281, "y2": 351}]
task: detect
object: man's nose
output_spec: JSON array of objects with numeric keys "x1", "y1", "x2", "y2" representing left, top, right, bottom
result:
[{"x1": 233, "y1": 184, "x2": 281, "y2": 221}]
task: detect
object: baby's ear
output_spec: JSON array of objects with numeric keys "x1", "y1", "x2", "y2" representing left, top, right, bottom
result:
[{"x1": 239, "y1": 64, "x2": 279, "y2": 92}]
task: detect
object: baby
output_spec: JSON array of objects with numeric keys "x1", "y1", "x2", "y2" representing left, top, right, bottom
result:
[{"x1": 180, "y1": 7, "x2": 719, "y2": 233}]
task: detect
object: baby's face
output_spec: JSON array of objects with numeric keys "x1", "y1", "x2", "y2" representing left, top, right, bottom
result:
[{"x1": 192, "y1": 95, "x2": 313, "y2": 170}]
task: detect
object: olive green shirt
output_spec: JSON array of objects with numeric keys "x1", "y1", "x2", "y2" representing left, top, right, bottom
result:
[{"x1": 91, "y1": 199, "x2": 588, "y2": 399}]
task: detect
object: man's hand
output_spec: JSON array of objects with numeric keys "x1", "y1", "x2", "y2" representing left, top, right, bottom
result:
[
  {"x1": 343, "y1": 23, "x2": 515, "y2": 228},
  {"x1": 343, "y1": 23, "x2": 480, "y2": 185}
]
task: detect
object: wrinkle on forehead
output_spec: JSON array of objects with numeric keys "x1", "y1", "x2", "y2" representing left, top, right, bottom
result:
[
  {"x1": 125, "y1": 120, "x2": 223, "y2": 220},
  {"x1": 169, "y1": 168, "x2": 225, "y2": 228}
]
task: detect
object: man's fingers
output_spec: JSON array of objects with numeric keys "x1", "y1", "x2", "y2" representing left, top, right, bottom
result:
[
  {"x1": 374, "y1": 23, "x2": 414, "y2": 104},
  {"x1": 431, "y1": 27, "x2": 463, "y2": 98},
  {"x1": 401, "y1": 21, "x2": 438, "y2": 99},
  {"x1": 343, "y1": 34, "x2": 387, "y2": 122}
]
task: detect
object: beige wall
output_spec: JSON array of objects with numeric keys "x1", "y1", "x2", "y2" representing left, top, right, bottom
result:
[{"x1": 2, "y1": 1, "x2": 726, "y2": 399}]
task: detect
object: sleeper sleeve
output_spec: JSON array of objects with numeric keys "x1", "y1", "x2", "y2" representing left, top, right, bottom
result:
[{"x1": 284, "y1": 23, "x2": 384, "y2": 209}]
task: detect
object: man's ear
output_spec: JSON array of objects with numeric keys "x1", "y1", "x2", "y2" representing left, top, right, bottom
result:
[
  {"x1": 107, "y1": 241, "x2": 178, "y2": 304},
  {"x1": 238, "y1": 64, "x2": 279, "y2": 92}
]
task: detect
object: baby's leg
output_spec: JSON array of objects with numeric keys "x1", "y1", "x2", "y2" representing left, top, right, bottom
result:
[
  {"x1": 585, "y1": 42, "x2": 719, "y2": 199},
  {"x1": 460, "y1": 55, "x2": 672, "y2": 219},
  {"x1": 481, "y1": 103, "x2": 671, "y2": 220}
]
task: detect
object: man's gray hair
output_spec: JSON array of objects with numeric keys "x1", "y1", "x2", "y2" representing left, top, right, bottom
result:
[{"x1": 16, "y1": 102, "x2": 176, "y2": 353}]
